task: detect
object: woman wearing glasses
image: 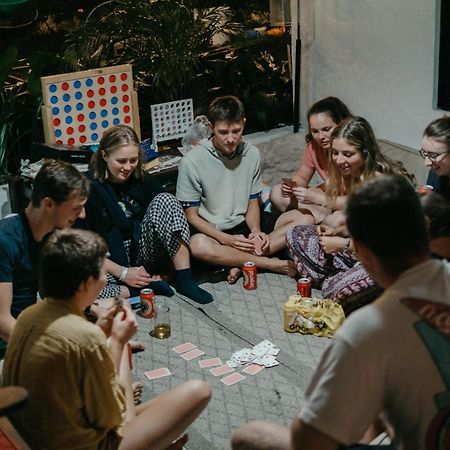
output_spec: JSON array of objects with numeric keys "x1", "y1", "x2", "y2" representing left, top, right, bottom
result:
[{"x1": 422, "y1": 116, "x2": 450, "y2": 202}]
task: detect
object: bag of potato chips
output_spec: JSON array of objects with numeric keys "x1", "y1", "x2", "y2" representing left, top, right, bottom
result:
[{"x1": 284, "y1": 295, "x2": 345, "y2": 337}]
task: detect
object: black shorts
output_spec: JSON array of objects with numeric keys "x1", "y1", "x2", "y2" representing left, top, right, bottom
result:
[{"x1": 190, "y1": 211, "x2": 278, "y2": 237}]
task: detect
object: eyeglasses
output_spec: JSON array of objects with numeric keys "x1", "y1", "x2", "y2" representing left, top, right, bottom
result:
[{"x1": 419, "y1": 149, "x2": 449, "y2": 161}]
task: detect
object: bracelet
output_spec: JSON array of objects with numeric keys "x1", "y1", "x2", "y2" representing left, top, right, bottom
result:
[
  {"x1": 119, "y1": 266, "x2": 128, "y2": 282},
  {"x1": 344, "y1": 238, "x2": 351, "y2": 253}
]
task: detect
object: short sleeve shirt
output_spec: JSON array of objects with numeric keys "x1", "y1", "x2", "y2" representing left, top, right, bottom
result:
[
  {"x1": 176, "y1": 139, "x2": 262, "y2": 230},
  {"x1": 301, "y1": 141, "x2": 329, "y2": 182},
  {"x1": 0, "y1": 213, "x2": 40, "y2": 317}
]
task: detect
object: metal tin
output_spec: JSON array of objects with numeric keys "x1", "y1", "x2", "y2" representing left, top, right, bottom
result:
[
  {"x1": 297, "y1": 277, "x2": 312, "y2": 297},
  {"x1": 140, "y1": 288, "x2": 155, "y2": 318},
  {"x1": 243, "y1": 262, "x2": 257, "y2": 290}
]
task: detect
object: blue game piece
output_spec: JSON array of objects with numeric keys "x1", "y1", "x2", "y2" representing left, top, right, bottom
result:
[
  {"x1": 112, "y1": 107, "x2": 119, "y2": 115},
  {"x1": 55, "y1": 129, "x2": 62, "y2": 137},
  {"x1": 74, "y1": 80, "x2": 81, "y2": 89},
  {"x1": 49, "y1": 84, "x2": 57, "y2": 93},
  {"x1": 75, "y1": 91, "x2": 82, "y2": 100},
  {"x1": 76, "y1": 103, "x2": 83, "y2": 111},
  {"x1": 86, "y1": 78, "x2": 93, "y2": 86},
  {"x1": 101, "y1": 109, "x2": 108, "y2": 117},
  {"x1": 111, "y1": 96, "x2": 118, "y2": 104},
  {"x1": 52, "y1": 107, "x2": 60, "y2": 115},
  {"x1": 63, "y1": 93, "x2": 70, "y2": 102},
  {"x1": 113, "y1": 118, "x2": 120, "y2": 125},
  {"x1": 89, "y1": 112, "x2": 96, "y2": 120},
  {"x1": 50, "y1": 96, "x2": 58, "y2": 104},
  {"x1": 101, "y1": 120, "x2": 109, "y2": 128},
  {"x1": 64, "y1": 105, "x2": 72, "y2": 113},
  {"x1": 65, "y1": 116, "x2": 73, "y2": 124},
  {"x1": 90, "y1": 123, "x2": 97, "y2": 130},
  {"x1": 91, "y1": 133, "x2": 99, "y2": 141}
]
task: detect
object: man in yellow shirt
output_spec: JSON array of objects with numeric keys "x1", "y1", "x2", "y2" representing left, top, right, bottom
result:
[{"x1": 3, "y1": 228, "x2": 211, "y2": 449}]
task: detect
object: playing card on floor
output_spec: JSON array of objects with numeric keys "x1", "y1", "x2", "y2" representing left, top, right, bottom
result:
[
  {"x1": 221, "y1": 372, "x2": 246, "y2": 386},
  {"x1": 199, "y1": 357, "x2": 222, "y2": 368},
  {"x1": 172, "y1": 342, "x2": 196, "y2": 354},
  {"x1": 242, "y1": 364, "x2": 265, "y2": 375},
  {"x1": 210, "y1": 364, "x2": 235, "y2": 377},
  {"x1": 180, "y1": 348, "x2": 205, "y2": 361},
  {"x1": 145, "y1": 367, "x2": 171, "y2": 380}
]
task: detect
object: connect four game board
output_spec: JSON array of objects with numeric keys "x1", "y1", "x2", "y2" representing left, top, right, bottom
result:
[
  {"x1": 41, "y1": 64, "x2": 140, "y2": 146},
  {"x1": 150, "y1": 99, "x2": 193, "y2": 144}
]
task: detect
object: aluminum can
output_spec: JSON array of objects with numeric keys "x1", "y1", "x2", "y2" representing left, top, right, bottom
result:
[
  {"x1": 297, "y1": 277, "x2": 312, "y2": 297},
  {"x1": 243, "y1": 262, "x2": 257, "y2": 290},
  {"x1": 416, "y1": 184, "x2": 434, "y2": 194},
  {"x1": 140, "y1": 288, "x2": 155, "y2": 318}
]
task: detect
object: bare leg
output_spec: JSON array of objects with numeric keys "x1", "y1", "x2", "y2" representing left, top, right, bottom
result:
[
  {"x1": 269, "y1": 184, "x2": 293, "y2": 212},
  {"x1": 190, "y1": 234, "x2": 296, "y2": 277},
  {"x1": 232, "y1": 421, "x2": 290, "y2": 450},
  {"x1": 172, "y1": 241, "x2": 190, "y2": 270},
  {"x1": 119, "y1": 380, "x2": 211, "y2": 450},
  {"x1": 267, "y1": 210, "x2": 315, "y2": 254}
]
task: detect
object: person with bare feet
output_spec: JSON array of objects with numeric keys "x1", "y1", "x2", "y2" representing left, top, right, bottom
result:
[
  {"x1": 176, "y1": 96, "x2": 296, "y2": 284},
  {"x1": 3, "y1": 229, "x2": 211, "y2": 449}
]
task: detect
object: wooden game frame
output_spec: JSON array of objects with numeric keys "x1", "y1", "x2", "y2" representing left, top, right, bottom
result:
[{"x1": 41, "y1": 64, "x2": 140, "y2": 145}]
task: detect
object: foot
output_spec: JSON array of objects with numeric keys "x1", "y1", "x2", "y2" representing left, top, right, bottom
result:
[
  {"x1": 269, "y1": 258, "x2": 297, "y2": 277},
  {"x1": 227, "y1": 267, "x2": 242, "y2": 284},
  {"x1": 174, "y1": 281, "x2": 214, "y2": 304},
  {"x1": 129, "y1": 340, "x2": 145, "y2": 354},
  {"x1": 132, "y1": 382, "x2": 144, "y2": 405}
]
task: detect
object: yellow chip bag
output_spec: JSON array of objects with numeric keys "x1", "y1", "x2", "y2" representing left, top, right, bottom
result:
[{"x1": 284, "y1": 295, "x2": 345, "y2": 337}]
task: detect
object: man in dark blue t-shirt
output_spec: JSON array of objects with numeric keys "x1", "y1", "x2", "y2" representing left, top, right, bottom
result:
[{"x1": 0, "y1": 160, "x2": 89, "y2": 358}]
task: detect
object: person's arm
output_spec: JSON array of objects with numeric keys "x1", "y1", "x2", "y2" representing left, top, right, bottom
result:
[
  {"x1": 104, "y1": 258, "x2": 152, "y2": 288},
  {"x1": 291, "y1": 418, "x2": 341, "y2": 450},
  {"x1": 109, "y1": 307, "x2": 138, "y2": 373},
  {"x1": 184, "y1": 207, "x2": 254, "y2": 252},
  {"x1": 0, "y1": 283, "x2": 15, "y2": 342},
  {"x1": 292, "y1": 164, "x2": 316, "y2": 188}
]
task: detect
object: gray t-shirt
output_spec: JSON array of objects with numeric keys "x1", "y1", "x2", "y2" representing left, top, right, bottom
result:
[{"x1": 176, "y1": 138, "x2": 262, "y2": 230}]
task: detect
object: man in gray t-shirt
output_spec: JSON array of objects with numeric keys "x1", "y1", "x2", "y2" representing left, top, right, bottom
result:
[{"x1": 176, "y1": 96, "x2": 296, "y2": 283}]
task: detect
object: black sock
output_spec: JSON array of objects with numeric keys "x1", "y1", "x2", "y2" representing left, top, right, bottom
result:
[
  {"x1": 175, "y1": 268, "x2": 214, "y2": 304},
  {"x1": 128, "y1": 280, "x2": 174, "y2": 298}
]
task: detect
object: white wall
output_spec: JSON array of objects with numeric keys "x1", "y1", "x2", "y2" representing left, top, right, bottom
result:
[{"x1": 295, "y1": 0, "x2": 445, "y2": 149}]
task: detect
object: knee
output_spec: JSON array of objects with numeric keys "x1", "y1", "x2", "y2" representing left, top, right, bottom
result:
[
  {"x1": 183, "y1": 379, "x2": 212, "y2": 406},
  {"x1": 232, "y1": 421, "x2": 286, "y2": 450},
  {"x1": 189, "y1": 234, "x2": 213, "y2": 259},
  {"x1": 269, "y1": 185, "x2": 283, "y2": 209}
]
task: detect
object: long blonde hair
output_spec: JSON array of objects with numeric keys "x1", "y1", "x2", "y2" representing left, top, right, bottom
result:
[
  {"x1": 90, "y1": 125, "x2": 145, "y2": 182},
  {"x1": 326, "y1": 117, "x2": 415, "y2": 201}
]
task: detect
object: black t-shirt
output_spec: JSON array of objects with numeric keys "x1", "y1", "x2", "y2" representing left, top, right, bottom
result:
[
  {"x1": 427, "y1": 170, "x2": 450, "y2": 202},
  {"x1": 0, "y1": 212, "x2": 40, "y2": 318}
]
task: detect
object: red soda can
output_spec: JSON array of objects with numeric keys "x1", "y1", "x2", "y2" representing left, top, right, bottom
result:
[
  {"x1": 140, "y1": 288, "x2": 155, "y2": 318},
  {"x1": 243, "y1": 262, "x2": 257, "y2": 290},
  {"x1": 416, "y1": 184, "x2": 434, "y2": 194},
  {"x1": 297, "y1": 277, "x2": 312, "y2": 297}
]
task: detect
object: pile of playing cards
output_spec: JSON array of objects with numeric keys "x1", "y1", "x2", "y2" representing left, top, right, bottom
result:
[
  {"x1": 227, "y1": 340, "x2": 280, "y2": 368},
  {"x1": 143, "y1": 340, "x2": 280, "y2": 388}
]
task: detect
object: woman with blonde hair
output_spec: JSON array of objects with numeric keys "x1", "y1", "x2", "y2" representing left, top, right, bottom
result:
[
  {"x1": 77, "y1": 124, "x2": 213, "y2": 304},
  {"x1": 286, "y1": 116, "x2": 414, "y2": 314}
]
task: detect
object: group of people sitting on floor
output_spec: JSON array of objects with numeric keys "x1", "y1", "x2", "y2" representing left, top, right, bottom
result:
[{"x1": 0, "y1": 93, "x2": 449, "y2": 449}]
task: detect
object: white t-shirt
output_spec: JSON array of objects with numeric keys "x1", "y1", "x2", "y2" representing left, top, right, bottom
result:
[
  {"x1": 299, "y1": 259, "x2": 450, "y2": 450},
  {"x1": 176, "y1": 138, "x2": 262, "y2": 230}
]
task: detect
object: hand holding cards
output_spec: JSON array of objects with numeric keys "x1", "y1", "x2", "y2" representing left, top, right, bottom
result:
[{"x1": 282, "y1": 177, "x2": 298, "y2": 198}]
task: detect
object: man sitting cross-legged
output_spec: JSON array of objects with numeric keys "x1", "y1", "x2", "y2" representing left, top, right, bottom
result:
[
  {"x1": 176, "y1": 95, "x2": 297, "y2": 283},
  {"x1": 231, "y1": 175, "x2": 450, "y2": 450},
  {"x1": 2, "y1": 228, "x2": 211, "y2": 450}
]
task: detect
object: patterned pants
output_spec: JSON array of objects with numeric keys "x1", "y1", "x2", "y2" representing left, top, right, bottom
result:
[
  {"x1": 99, "y1": 193, "x2": 190, "y2": 298},
  {"x1": 286, "y1": 224, "x2": 381, "y2": 315}
]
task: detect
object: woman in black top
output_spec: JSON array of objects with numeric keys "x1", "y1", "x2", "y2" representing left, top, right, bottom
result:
[{"x1": 79, "y1": 125, "x2": 213, "y2": 304}]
